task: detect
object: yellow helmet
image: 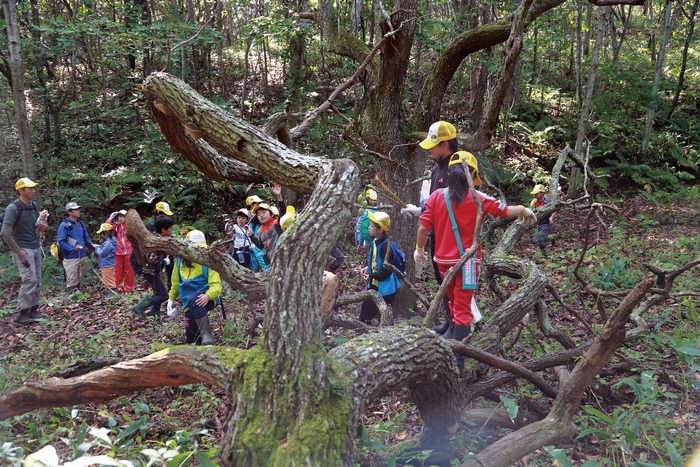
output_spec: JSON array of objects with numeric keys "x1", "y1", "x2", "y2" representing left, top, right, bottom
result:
[
  {"x1": 368, "y1": 211, "x2": 390, "y2": 231},
  {"x1": 365, "y1": 189, "x2": 378, "y2": 201}
]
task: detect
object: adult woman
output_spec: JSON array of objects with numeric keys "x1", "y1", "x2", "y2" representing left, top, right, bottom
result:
[{"x1": 415, "y1": 152, "x2": 536, "y2": 367}]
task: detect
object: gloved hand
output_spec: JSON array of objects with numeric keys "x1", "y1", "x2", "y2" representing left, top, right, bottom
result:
[
  {"x1": 413, "y1": 247, "x2": 425, "y2": 277},
  {"x1": 166, "y1": 299, "x2": 177, "y2": 317},
  {"x1": 401, "y1": 203, "x2": 422, "y2": 218},
  {"x1": 518, "y1": 207, "x2": 537, "y2": 225},
  {"x1": 162, "y1": 257, "x2": 171, "y2": 266},
  {"x1": 109, "y1": 211, "x2": 118, "y2": 220}
]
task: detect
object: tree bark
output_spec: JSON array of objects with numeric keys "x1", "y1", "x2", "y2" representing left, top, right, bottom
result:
[{"x1": 2, "y1": 0, "x2": 35, "y2": 178}]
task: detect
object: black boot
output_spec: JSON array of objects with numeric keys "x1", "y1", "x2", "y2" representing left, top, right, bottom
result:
[
  {"x1": 431, "y1": 318, "x2": 451, "y2": 334},
  {"x1": 28, "y1": 305, "x2": 45, "y2": 321},
  {"x1": 15, "y1": 309, "x2": 33, "y2": 325},
  {"x1": 452, "y1": 325, "x2": 472, "y2": 368},
  {"x1": 195, "y1": 316, "x2": 215, "y2": 345},
  {"x1": 442, "y1": 321, "x2": 455, "y2": 340}
]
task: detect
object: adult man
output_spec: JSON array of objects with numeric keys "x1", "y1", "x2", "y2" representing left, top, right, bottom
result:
[
  {"x1": 1, "y1": 178, "x2": 48, "y2": 325},
  {"x1": 401, "y1": 121, "x2": 461, "y2": 336},
  {"x1": 57, "y1": 202, "x2": 95, "y2": 293}
]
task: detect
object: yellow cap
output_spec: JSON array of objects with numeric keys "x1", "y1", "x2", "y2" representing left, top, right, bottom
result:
[
  {"x1": 419, "y1": 121, "x2": 457, "y2": 150},
  {"x1": 368, "y1": 211, "x2": 391, "y2": 231},
  {"x1": 448, "y1": 151, "x2": 482, "y2": 186},
  {"x1": 155, "y1": 201, "x2": 173, "y2": 215},
  {"x1": 530, "y1": 184, "x2": 546, "y2": 195},
  {"x1": 96, "y1": 223, "x2": 113, "y2": 234},
  {"x1": 15, "y1": 178, "x2": 38, "y2": 190}
]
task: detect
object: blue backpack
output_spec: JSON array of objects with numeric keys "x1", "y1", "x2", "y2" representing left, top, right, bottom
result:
[{"x1": 389, "y1": 241, "x2": 406, "y2": 273}]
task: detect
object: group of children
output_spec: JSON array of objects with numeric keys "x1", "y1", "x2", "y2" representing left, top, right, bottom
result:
[
  {"x1": 91, "y1": 202, "x2": 221, "y2": 345},
  {"x1": 88, "y1": 179, "x2": 555, "y2": 341}
]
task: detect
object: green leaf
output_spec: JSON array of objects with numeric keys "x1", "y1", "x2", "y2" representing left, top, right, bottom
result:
[
  {"x1": 581, "y1": 406, "x2": 614, "y2": 424},
  {"x1": 499, "y1": 395, "x2": 519, "y2": 421},
  {"x1": 195, "y1": 450, "x2": 217, "y2": 467},
  {"x1": 674, "y1": 346, "x2": 700, "y2": 357}
]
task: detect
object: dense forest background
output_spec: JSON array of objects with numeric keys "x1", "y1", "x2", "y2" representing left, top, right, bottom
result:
[{"x1": 1, "y1": 0, "x2": 699, "y2": 465}]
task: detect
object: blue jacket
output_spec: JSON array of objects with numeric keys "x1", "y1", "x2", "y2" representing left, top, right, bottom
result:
[
  {"x1": 366, "y1": 236, "x2": 401, "y2": 297},
  {"x1": 57, "y1": 218, "x2": 93, "y2": 259},
  {"x1": 95, "y1": 237, "x2": 117, "y2": 268}
]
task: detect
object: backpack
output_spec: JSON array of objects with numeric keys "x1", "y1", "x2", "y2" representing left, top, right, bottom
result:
[
  {"x1": 0, "y1": 200, "x2": 38, "y2": 248},
  {"x1": 359, "y1": 209, "x2": 374, "y2": 243},
  {"x1": 50, "y1": 243, "x2": 63, "y2": 263},
  {"x1": 389, "y1": 241, "x2": 406, "y2": 273},
  {"x1": 130, "y1": 251, "x2": 143, "y2": 275}
]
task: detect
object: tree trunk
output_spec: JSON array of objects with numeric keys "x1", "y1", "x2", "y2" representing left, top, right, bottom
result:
[
  {"x1": 569, "y1": 6, "x2": 605, "y2": 200},
  {"x1": 2, "y1": 0, "x2": 35, "y2": 178},
  {"x1": 641, "y1": 0, "x2": 676, "y2": 153},
  {"x1": 667, "y1": 0, "x2": 698, "y2": 121}
]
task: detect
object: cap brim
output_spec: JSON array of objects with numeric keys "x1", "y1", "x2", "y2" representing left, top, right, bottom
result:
[
  {"x1": 163, "y1": 210, "x2": 173, "y2": 215},
  {"x1": 419, "y1": 138, "x2": 439, "y2": 150}
]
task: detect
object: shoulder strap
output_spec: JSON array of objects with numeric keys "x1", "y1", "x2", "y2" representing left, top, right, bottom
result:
[{"x1": 443, "y1": 189, "x2": 464, "y2": 256}]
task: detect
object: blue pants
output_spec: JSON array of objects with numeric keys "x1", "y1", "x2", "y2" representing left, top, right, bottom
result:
[{"x1": 143, "y1": 273, "x2": 168, "y2": 316}]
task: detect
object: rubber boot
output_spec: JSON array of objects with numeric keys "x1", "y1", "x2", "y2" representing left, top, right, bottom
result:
[
  {"x1": 15, "y1": 309, "x2": 33, "y2": 325},
  {"x1": 28, "y1": 305, "x2": 45, "y2": 321},
  {"x1": 452, "y1": 325, "x2": 472, "y2": 368},
  {"x1": 431, "y1": 318, "x2": 451, "y2": 334},
  {"x1": 443, "y1": 321, "x2": 455, "y2": 340},
  {"x1": 132, "y1": 296, "x2": 151, "y2": 320},
  {"x1": 195, "y1": 316, "x2": 215, "y2": 345}
]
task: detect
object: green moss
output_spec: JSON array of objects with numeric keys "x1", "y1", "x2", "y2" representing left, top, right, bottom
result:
[{"x1": 212, "y1": 344, "x2": 356, "y2": 466}]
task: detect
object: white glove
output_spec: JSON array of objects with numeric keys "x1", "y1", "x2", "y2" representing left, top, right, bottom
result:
[
  {"x1": 413, "y1": 248, "x2": 425, "y2": 277},
  {"x1": 162, "y1": 257, "x2": 171, "y2": 266},
  {"x1": 518, "y1": 207, "x2": 537, "y2": 225},
  {"x1": 166, "y1": 299, "x2": 177, "y2": 317},
  {"x1": 401, "y1": 203, "x2": 422, "y2": 218},
  {"x1": 109, "y1": 211, "x2": 118, "y2": 220}
]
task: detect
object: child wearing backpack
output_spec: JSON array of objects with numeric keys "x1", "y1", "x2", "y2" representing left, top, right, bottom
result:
[
  {"x1": 94, "y1": 223, "x2": 118, "y2": 296},
  {"x1": 359, "y1": 211, "x2": 402, "y2": 324},
  {"x1": 166, "y1": 230, "x2": 222, "y2": 345},
  {"x1": 132, "y1": 216, "x2": 173, "y2": 321}
]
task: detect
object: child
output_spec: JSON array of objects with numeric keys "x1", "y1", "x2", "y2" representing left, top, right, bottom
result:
[
  {"x1": 355, "y1": 189, "x2": 378, "y2": 252},
  {"x1": 248, "y1": 203, "x2": 283, "y2": 268},
  {"x1": 106, "y1": 209, "x2": 134, "y2": 293},
  {"x1": 530, "y1": 184, "x2": 556, "y2": 256},
  {"x1": 94, "y1": 223, "x2": 117, "y2": 296},
  {"x1": 230, "y1": 208, "x2": 253, "y2": 270},
  {"x1": 167, "y1": 230, "x2": 222, "y2": 345},
  {"x1": 132, "y1": 216, "x2": 173, "y2": 320},
  {"x1": 359, "y1": 211, "x2": 401, "y2": 324}
]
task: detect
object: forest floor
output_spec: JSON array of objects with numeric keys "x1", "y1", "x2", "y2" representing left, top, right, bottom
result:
[{"x1": 1, "y1": 194, "x2": 699, "y2": 466}]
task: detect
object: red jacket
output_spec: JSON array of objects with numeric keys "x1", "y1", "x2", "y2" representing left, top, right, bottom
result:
[
  {"x1": 106, "y1": 219, "x2": 133, "y2": 256},
  {"x1": 420, "y1": 188, "x2": 508, "y2": 265}
]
